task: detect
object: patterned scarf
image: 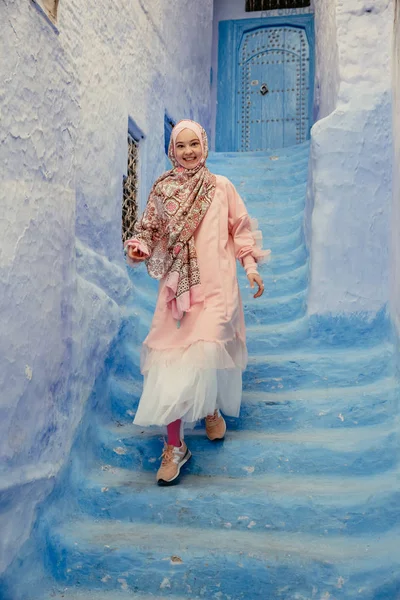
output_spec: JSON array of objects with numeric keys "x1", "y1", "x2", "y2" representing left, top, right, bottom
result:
[{"x1": 132, "y1": 120, "x2": 216, "y2": 320}]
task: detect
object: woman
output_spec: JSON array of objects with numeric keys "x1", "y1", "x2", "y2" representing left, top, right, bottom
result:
[{"x1": 125, "y1": 119, "x2": 269, "y2": 485}]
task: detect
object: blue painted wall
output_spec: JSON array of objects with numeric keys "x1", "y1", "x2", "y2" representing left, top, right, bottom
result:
[
  {"x1": 0, "y1": 0, "x2": 214, "y2": 577},
  {"x1": 391, "y1": 0, "x2": 400, "y2": 333},
  {"x1": 305, "y1": 0, "x2": 393, "y2": 316}
]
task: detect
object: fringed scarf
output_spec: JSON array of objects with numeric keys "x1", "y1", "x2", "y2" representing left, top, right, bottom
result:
[{"x1": 132, "y1": 120, "x2": 216, "y2": 320}]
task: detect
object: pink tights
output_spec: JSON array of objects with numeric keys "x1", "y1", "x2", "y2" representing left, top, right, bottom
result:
[{"x1": 167, "y1": 419, "x2": 182, "y2": 447}]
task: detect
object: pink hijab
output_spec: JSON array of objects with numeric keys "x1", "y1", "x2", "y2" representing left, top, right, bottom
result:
[
  {"x1": 132, "y1": 120, "x2": 216, "y2": 321},
  {"x1": 170, "y1": 120, "x2": 205, "y2": 168}
]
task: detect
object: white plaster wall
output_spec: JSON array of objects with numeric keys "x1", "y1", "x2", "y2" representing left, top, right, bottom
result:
[
  {"x1": 392, "y1": 0, "x2": 400, "y2": 330},
  {"x1": 307, "y1": 0, "x2": 393, "y2": 315},
  {"x1": 304, "y1": 0, "x2": 340, "y2": 246},
  {"x1": 0, "y1": 0, "x2": 213, "y2": 574},
  {"x1": 312, "y1": 0, "x2": 339, "y2": 121},
  {"x1": 211, "y1": 0, "x2": 314, "y2": 148}
]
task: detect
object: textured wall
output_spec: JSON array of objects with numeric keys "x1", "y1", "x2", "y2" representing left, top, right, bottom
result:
[
  {"x1": 392, "y1": 0, "x2": 400, "y2": 331},
  {"x1": 312, "y1": 0, "x2": 339, "y2": 121},
  {"x1": 307, "y1": 0, "x2": 393, "y2": 315},
  {"x1": 0, "y1": 0, "x2": 213, "y2": 575},
  {"x1": 211, "y1": 0, "x2": 314, "y2": 148},
  {"x1": 303, "y1": 0, "x2": 339, "y2": 245}
]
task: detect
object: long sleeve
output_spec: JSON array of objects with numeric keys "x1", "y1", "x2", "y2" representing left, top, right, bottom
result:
[
  {"x1": 124, "y1": 187, "x2": 164, "y2": 266},
  {"x1": 227, "y1": 180, "x2": 271, "y2": 271}
]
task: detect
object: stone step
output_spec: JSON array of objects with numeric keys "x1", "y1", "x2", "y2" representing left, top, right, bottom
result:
[
  {"x1": 255, "y1": 210, "x2": 304, "y2": 238},
  {"x1": 209, "y1": 153, "x2": 309, "y2": 166},
  {"x1": 210, "y1": 152, "x2": 309, "y2": 166},
  {"x1": 243, "y1": 342, "x2": 394, "y2": 391},
  {"x1": 238, "y1": 261, "x2": 308, "y2": 296},
  {"x1": 43, "y1": 591, "x2": 175, "y2": 600},
  {"x1": 239, "y1": 377, "x2": 399, "y2": 429},
  {"x1": 212, "y1": 166, "x2": 309, "y2": 184},
  {"x1": 243, "y1": 288, "x2": 307, "y2": 325},
  {"x1": 245, "y1": 316, "x2": 309, "y2": 352},
  {"x1": 208, "y1": 142, "x2": 310, "y2": 161},
  {"x1": 258, "y1": 227, "x2": 304, "y2": 255},
  {"x1": 224, "y1": 170, "x2": 308, "y2": 188},
  {"x1": 244, "y1": 195, "x2": 306, "y2": 219},
  {"x1": 108, "y1": 374, "x2": 398, "y2": 432},
  {"x1": 263, "y1": 245, "x2": 308, "y2": 275},
  {"x1": 95, "y1": 417, "x2": 399, "y2": 478},
  {"x1": 76, "y1": 464, "x2": 400, "y2": 538},
  {"x1": 47, "y1": 517, "x2": 400, "y2": 600},
  {"x1": 125, "y1": 263, "x2": 309, "y2": 339},
  {"x1": 45, "y1": 591, "x2": 190, "y2": 600},
  {"x1": 117, "y1": 339, "x2": 394, "y2": 394},
  {"x1": 237, "y1": 183, "x2": 308, "y2": 203}
]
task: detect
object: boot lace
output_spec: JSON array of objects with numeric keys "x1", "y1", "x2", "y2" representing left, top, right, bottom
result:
[{"x1": 160, "y1": 444, "x2": 175, "y2": 465}]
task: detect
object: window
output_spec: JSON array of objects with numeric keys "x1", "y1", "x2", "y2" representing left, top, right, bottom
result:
[
  {"x1": 32, "y1": 0, "x2": 59, "y2": 24},
  {"x1": 122, "y1": 119, "x2": 144, "y2": 243},
  {"x1": 164, "y1": 113, "x2": 175, "y2": 155},
  {"x1": 246, "y1": 0, "x2": 310, "y2": 10},
  {"x1": 122, "y1": 134, "x2": 139, "y2": 243}
]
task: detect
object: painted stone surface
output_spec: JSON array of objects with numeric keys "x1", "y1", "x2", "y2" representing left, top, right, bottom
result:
[
  {"x1": 1, "y1": 0, "x2": 399, "y2": 597},
  {"x1": 306, "y1": 0, "x2": 393, "y2": 314},
  {"x1": 0, "y1": 0, "x2": 213, "y2": 578},
  {"x1": 2, "y1": 144, "x2": 399, "y2": 600},
  {"x1": 392, "y1": 0, "x2": 400, "y2": 331}
]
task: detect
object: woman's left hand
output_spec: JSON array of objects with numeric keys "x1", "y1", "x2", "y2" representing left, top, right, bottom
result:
[{"x1": 247, "y1": 273, "x2": 264, "y2": 298}]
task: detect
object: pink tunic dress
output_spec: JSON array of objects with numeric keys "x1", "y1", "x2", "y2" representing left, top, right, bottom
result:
[{"x1": 129, "y1": 175, "x2": 268, "y2": 427}]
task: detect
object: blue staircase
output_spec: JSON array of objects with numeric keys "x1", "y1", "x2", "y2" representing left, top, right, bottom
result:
[{"x1": 5, "y1": 143, "x2": 400, "y2": 600}]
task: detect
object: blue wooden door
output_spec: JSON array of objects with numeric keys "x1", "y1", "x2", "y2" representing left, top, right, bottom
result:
[{"x1": 217, "y1": 15, "x2": 314, "y2": 152}]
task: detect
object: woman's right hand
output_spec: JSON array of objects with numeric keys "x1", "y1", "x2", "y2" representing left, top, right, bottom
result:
[{"x1": 127, "y1": 246, "x2": 147, "y2": 261}]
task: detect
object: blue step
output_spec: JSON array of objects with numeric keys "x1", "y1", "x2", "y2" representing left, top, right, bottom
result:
[
  {"x1": 95, "y1": 418, "x2": 399, "y2": 478},
  {"x1": 243, "y1": 289, "x2": 307, "y2": 325},
  {"x1": 13, "y1": 141, "x2": 400, "y2": 600},
  {"x1": 224, "y1": 171, "x2": 308, "y2": 188},
  {"x1": 244, "y1": 196, "x2": 306, "y2": 220},
  {"x1": 264, "y1": 245, "x2": 308, "y2": 274},
  {"x1": 259, "y1": 228, "x2": 305, "y2": 255},
  {"x1": 256, "y1": 210, "x2": 305, "y2": 237},
  {"x1": 239, "y1": 261, "x2": 308, "y2": 295},
  {"x1": 239, "y1": 377, "x2": 400, "y2": 430},
  {"x1": 208, "y1": 141, "x2": 310, "y2": 161},
  {"x1": 109, "y1": 375, "x2": 398, "y2": 432},
  {"x1": 76, "y1": 465, "x2": 400, "y2": 537},
  {"x1": 243, "y1": 342, "x2": 394, "y2": 391},
  {"x1": 245, "y1": 317, "x2": 309, "y2": 352},
  {"x1": 44, "y1": 593, "x2": 177, "y2": 600},
  {"x1": 46, "y1": 518, "x2": 400, "y2": 600}
]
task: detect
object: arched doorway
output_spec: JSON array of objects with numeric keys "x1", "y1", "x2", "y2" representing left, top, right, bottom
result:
[{"x1": 216, "y1": 14, "x2": 314, "y2": 151}]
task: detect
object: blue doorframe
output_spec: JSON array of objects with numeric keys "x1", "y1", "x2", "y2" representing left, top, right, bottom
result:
[{"x1": 216, "y1": 14, "x2": 315, "y2": 152}]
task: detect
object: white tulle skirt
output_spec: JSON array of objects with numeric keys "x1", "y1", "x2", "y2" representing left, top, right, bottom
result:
[{"x1": 133, "y1": 337, "x2": 248, "y2": 427}]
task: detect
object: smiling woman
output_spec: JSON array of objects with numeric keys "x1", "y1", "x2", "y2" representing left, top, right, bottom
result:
[
  {"x1": 124, "y1": 119, "x2": 269, "y2": 486},
  {"x1": 175, "y1": 129, "x2": 203, "y2": 169}
]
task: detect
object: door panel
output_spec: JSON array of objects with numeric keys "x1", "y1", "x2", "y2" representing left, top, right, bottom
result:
[
  {"x1": 217, "y1": 15, "x2": 314, "y2": 152},
  {"x1": 239, "y1": 27, "x2": 309, "y2": 150}
]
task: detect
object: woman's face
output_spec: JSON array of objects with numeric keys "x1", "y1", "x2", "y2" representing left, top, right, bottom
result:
[{"x1": 175, "y1": 129, "x2": 203, "y2": 169}]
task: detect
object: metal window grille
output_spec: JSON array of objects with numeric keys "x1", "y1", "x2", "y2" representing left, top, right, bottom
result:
[
  {"x1": 246, "y1": 0, "x2": 310, "y2": 10},
  {"x1": 122, "y1": 134, "x2": 139, "y2": 243},
  {"x1": 164, "y1": 114, "x2": 175, "y2": 155}
]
